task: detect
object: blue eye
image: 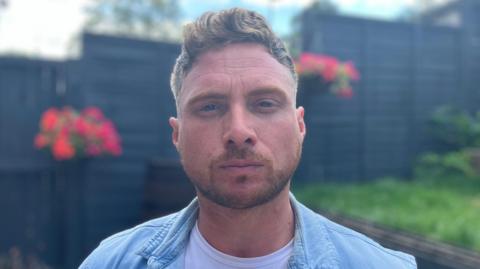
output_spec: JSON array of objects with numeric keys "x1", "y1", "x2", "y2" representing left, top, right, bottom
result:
[
  {"x1": 253, "y1": 99, "x2": 280, "y2": 113},
  {"x1": 200, "y1": 103, "x2": 218, "y2": 112},
  {"x1": 258, "y1": 100, "x2": 274, "y2": 107}
]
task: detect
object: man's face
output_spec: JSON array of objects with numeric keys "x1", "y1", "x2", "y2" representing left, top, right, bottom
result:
[{"x1": 169, "y1": 43, "x2": 306, "y2": 209}]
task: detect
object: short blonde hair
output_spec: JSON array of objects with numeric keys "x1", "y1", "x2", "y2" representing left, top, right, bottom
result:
[{"x1": 170, "y1": 8, "x2": 297, "y2": 106}]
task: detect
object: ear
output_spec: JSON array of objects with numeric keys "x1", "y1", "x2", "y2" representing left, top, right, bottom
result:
[
  {"x1": 296, "y1": 106, "x2": 306, "y2": 140},
  {"x1": 169, "y1": 117, "x2": 180, "y2": 148}
]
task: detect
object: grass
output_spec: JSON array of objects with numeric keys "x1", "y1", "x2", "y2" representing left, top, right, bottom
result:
[{"x1": 293, "y1": 177, "x2": 480, "y2": 252}]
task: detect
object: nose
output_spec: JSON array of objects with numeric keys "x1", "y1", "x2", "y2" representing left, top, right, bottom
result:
[{"x1": 222, "y1": 105, "x2": 257, "y2": 148}]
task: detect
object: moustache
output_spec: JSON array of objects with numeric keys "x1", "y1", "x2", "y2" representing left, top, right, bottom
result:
[{"x1": 213, "y1": 145, "x2": 269, "y2": 164}]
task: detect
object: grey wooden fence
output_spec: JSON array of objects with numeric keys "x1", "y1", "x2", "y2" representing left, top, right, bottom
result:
[
  {"x1": 298, "y1": 8, "x2": 480, "y2": 181},
  {"x1": 0, "y1": 57, "x2": 65, "y2": 267},
  {"x1": 0, "y1": 36, "x2": 180, "y2": 268},
  {"x1": 1, "y1": 3, "x2": 480, "y2": 265},
  {"x1": 75, "y1": 34, "x2": 180, "y2": 261}
]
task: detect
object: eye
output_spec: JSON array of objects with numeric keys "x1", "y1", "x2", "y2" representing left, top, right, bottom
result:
[
  {"x1": 194, "y1": 102, "x2": 225, "y2": 117},
  {"x1": 253, "y1": 99, "x2": 280, "y2": 113},
  {"x1": 257, "y1": 100, "x2": 275, "y2": 107},
  {"x1": 200, "y1": 103, "x2": 219, "y2": 112}
]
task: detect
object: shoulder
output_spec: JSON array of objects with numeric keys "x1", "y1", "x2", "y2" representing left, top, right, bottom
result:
[
  {"x1": 294, "y1": 201, "x2": 417, "y2": 269},
  {"x1": 322, "y1": 217, "x2": 416, "y2": 268},
  {"x1": 79, "y1": 213, "x2": 179, "y2": 269}
]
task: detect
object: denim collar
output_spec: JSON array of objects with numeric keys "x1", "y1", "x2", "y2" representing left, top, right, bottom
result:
[{"x1": 137, "y1": 193, "x2": 339, "y2": 269}]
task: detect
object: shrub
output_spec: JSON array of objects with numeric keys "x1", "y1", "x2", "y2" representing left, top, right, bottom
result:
[
  {"x1": 428, "y1": 106, "x2": 480, "y2": 150},
  {"x1": 415, "y1": 150, "x2": 478, "y2": 180}
]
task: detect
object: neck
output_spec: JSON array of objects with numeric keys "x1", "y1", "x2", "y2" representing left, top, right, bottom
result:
[{"x1": 196, "y1": 188, "x2": 294, "y2": 258}]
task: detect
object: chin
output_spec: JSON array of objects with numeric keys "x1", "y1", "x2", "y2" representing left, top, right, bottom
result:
[{"x1": 198, "y1": 178, "x2": 290, "y2": 210}]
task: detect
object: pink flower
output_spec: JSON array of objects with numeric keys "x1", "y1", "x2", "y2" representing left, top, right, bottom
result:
[
  {"x1": 34, "y1": 134, "x2": 49, "y2": 149},
  {"x1": 82, "y1": 107, "x2": 104, "y2": 121},
  {"x1": 104, "y1": 139, "x2": 122, "y2": 156},
  {"x1": 344, "y1": 61, "x2": 360, "y2": 80},
  {"x1": 299, "y1": 53, "x2": 319, "y2": 70},
  {"x1": 86, "y1": 144, "x2": 102, "y2": 156},
  {"x1": 296, "y1": 53, "x2": 339, "y2": 81},
  {"x1": 52, "y1": 133, "x2": 75, "y2": 160},
  {"x1": 35, "y1": 106, "x2": 122, "y2": 160},
  {"x1": 40, "y1": 108, "x2": 59, "y2": 131},
  {"x1": 295, "y1": 53, "x2": 360, "y2": 98},
  {"x1": 338, "y1": 87, "x2": 353, "y2": 98},
  {"x1": 75, "y1": 117, "x2": 91, "y2": 136}
]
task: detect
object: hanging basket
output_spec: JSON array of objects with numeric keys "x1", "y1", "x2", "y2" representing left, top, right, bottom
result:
[
  {"x1": 297, "y1": 75, "x2": 332, "y2": 108},
  {"x1": 299, "y1": 75, "x2": 332, "y2": 94}
]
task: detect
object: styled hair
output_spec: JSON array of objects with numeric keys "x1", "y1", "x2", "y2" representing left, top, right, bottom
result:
[{"x1": 170, "y1": 8, "x2": 297, "y2": 107}]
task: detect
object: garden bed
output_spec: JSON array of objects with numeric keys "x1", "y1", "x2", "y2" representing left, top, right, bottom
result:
[
  {"x1": 293, "y1": 177, "x2": 480, "y2": 253},
  {"x1": 316, "y1": 208, "x2": 480, "y2": 269},
  {"x1": 293, "y1": 177, "x2": 480, "y2": 268}
]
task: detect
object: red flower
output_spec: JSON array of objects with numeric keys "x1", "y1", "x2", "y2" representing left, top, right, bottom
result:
[
  {"x1": 344, "y1": 61, "x2": 360, "y2": 80},
  {"x1": 40, "y1": 108, "x2": 59, "y2": 131},
  {"x1": 35, "y1": 106, "x2": 122, "y2": 160},
  {"x1": 75, "y1": 117, "x2": 91, "y2": 136},
  {"x1": 321, "y1": 56, "x2": 339, "y2": 82},
  {"x1": 86, "y1": 144, "x2": 102, "y2": 156},
  {"x1": 83, "y1": 107, "x2": 104, "y2": 121},
  {"x1": 298, "y1": 53, "x2": 322, "y2": 73},
  {"x1": 52, "y1": 134, "x2": 75, "y2": 160},
  {"x1": 34, "y1": 134, "x2": 49, "y2": 149},
  {"x1": 104, "y1": 139, "x2": 122, "y2": 156},
  {"x1": 295, "y1": 53, "x2": 360, "y2": 98},
  {"x1": 338, "y1": 87, "x2": 353, "y2": 98}
]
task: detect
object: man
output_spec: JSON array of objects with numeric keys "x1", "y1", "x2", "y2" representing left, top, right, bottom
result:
[{"x1": 80, "y1": 8, "x2": 416, "y2": 269}]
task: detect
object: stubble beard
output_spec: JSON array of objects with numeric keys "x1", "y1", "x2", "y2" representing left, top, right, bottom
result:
[{"x1": 181, "y1": 143, "x2": 302, "y2": 210}]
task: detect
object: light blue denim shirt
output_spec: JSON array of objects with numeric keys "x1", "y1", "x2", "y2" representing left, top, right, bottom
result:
[{"x1": 80, "y1": 194, "x2": 416, "y2": 269}]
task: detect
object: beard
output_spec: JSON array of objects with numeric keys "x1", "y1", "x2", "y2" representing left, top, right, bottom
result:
[{"x1": 180, "y1": 142, "x2": 302, "y2": 210}]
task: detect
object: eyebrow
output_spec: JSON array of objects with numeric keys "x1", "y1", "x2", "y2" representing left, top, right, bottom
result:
[
  {"x1": 185, "y1": 87, "x2": 289, "y2": 107},
  {"x1": 247, "y1": 87, "x2": 287, "y2": 98},
  {"x1": 247, "y1": 87, "x2": 290, "y2": 105}
]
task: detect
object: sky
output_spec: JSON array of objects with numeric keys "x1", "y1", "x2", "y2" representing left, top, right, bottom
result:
[{"x1": 0, "y1": 0, "x2": 451, "y2": 59}]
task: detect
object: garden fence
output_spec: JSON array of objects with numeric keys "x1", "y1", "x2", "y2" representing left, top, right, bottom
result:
[{"x1": 1, "y1": 3, "x2": 480, "y2": 266}]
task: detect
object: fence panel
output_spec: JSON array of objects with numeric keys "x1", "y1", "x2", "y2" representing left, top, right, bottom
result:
[
  {"x1": 74, "y1": 34, "x2": 180, "y2": 259},
  {"x1": 301, "y1": 13, "x2": 466, "y2": 181},
  {"x1": 0, "y1": 58, "x2": 63, "y2": 267}
]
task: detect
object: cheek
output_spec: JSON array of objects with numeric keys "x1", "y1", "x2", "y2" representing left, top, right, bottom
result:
[
  {"x1": 178, "y1": 124, "x2": 218, "y2": 162},
  {"x1": 259, "y1": 118, "x2": 302, "y2": 161}
]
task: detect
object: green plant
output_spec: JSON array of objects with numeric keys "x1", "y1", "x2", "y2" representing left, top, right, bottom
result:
[
  {"x1": 429, "y1": 106, "x2": 480, "y2": 150},
  {"x1": 415, "y1": 151, "x2": 478, "y2": 180},
  {"x1": 294, "y1": 178, "x2": 480, "y2": 251}
]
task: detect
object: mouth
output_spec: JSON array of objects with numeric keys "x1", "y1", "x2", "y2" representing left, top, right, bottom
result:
[{"x1": 218, "y1": 160, "x2": 264, "y2": 170}]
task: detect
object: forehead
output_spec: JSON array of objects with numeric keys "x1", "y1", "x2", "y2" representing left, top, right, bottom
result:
[{"x1": 180, "y1": 43, "x2": 295, "y2": 101}]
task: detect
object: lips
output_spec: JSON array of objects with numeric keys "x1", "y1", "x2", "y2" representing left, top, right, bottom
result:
[{"x1": 218, "y1": 160, "x2": 264, "y2": 169}]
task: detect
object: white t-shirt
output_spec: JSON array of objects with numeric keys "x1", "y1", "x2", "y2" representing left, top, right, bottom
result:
[{"x1": 184, "y1": 222, "x2": 293, "y2": 269}]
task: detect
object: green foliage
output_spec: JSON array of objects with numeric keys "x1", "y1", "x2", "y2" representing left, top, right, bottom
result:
[
  {"x1": 84, "y1": 0, "x2": 181, "y2": 41},
  {"x1": 429, "y1": 106, "x2": 480, "y2": 150},
  {"x1": 417, "y1": 106, "x2": 480, "y2": 182},
  {"x1": 415, "y1": 150, "x2": 478, "y2": 180},
  {"x1": 293, "y1": 107, "x2": 480, "y2": 252},
  {"x1": 294, "y1": 177, "x2": 480, "y2": 252}
]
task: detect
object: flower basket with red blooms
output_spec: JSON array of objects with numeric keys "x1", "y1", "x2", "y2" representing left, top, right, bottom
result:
[
  {"x1": 34, "y1": 106, "x2": 122, "y2": 161},
  {"x1": 295, "y1": 53, "x2": 360, "y2": 98}
]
